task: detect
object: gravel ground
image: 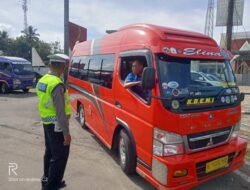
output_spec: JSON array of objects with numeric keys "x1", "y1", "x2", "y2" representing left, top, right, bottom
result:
[{"x1": 0, "y1": 89, "x2": 249, "y2": 190}]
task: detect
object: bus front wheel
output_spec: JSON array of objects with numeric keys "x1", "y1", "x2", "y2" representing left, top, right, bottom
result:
[{"x1": 118, "y1": 129, "x2": 136, "y2": 175}]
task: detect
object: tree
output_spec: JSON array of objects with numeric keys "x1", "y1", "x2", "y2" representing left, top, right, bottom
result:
[
  {"x1": 10, "y1": 36, "x2": 31, "y2": 60},
  {"x1": 21, "y1": 25, "x2": 40, "y2": 47},
  {"x1": 50, "y1": 41, "x2": 63, "y2": 54},
  {"x1": 0, "y1": 30, "x2": 10, "y2": 54},
  {"x1": 0, "y1": 30, "x2": 8, "y2": 39},
  {"x1": 0, "y1": 27, "x2": 61, "y2": 63},
  {"x1": 36, "y1": 40, "x2": 52, "y2": 64}
]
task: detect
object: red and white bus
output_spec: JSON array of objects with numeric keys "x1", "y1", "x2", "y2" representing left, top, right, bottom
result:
[{"x1": 67, "y1": 24, "x2": 247, "y2": 190}]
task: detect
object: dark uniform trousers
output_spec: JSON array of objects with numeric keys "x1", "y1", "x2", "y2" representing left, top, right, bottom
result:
[{"x1": 42, "y1": 123, "x2": 70, "y2": 190}]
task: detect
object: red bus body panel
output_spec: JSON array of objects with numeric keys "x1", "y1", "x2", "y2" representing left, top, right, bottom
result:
[{"x1": 68, "y1": 24, "x2": 247, "y2": 190}]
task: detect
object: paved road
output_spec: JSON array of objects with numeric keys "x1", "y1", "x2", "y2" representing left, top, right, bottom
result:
[{"x1": 0, "y1": 90, "x2": 249, "y2": 190}]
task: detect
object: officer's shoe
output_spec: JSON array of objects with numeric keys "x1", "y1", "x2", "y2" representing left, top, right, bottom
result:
[
  {"x1": 56, "y1": 180, "x2": 67, "y2": 189},
  {"x1": 41, "y1": 176, "x2": 48, "y2": 188}
]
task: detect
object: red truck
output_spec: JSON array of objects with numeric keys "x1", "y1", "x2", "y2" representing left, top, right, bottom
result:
[{"x1": 67, "y1": 24, "x2": 247, "y2": 190}]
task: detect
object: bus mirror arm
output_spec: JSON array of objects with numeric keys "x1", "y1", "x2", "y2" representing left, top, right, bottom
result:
[{"x1": 142, "y1": 67, "x2": 155, "y2": 90}]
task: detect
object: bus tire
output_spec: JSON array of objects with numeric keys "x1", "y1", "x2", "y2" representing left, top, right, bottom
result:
[
  {"x1": 78, "y1": 104, "x2": 87, "y2": 129},
  {"x1": 1, "y1": 83, "x2": 9, "y2": 94},
  {"x1": 118, "y1": 129, "x2": 136, "y2": 175}
]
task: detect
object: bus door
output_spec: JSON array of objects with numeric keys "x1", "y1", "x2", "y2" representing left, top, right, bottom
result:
[
  {"x1": 114, "y1": 49, "x2": 154, "y2": 165},
  {"x1": 88, "y1": 54, "x2": 116, "y2": 142}
]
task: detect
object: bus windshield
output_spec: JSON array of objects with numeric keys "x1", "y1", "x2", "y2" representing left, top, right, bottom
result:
[
  {"x1": 157, "y1": 54, "x2": 236, "y2": 97},
  {"x1": 12, "y1": 62, "x2": 33, "y2": 75}
]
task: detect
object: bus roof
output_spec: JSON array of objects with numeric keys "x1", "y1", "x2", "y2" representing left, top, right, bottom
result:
[
  {"x1": 0, "y1": 56, "x2": 28, "y2": 63},
  {"x1": 72, "y1": 23, "x2": 225, "y2": 59},
  {"x1": 118, "y1": 23, "x2": 217, "y2": 46}
]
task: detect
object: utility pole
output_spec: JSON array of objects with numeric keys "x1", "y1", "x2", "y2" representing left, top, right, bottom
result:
[
  {"x1": 22, "y1": 0, "x2": 28, "y2": 32},
  {"x1": 64, "y1": 0, "x2": 69, "y2": 55},
  {"x1": 63, "y1": 0, "x2": 69, "y2": 83},
  {"x1": 226, "y1": 0, "x2": 235, "y2": 51}
]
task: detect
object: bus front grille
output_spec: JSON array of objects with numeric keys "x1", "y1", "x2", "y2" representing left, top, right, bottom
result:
[{"x1": 186, "y1": 126, "x2": 232, "y2": 152}]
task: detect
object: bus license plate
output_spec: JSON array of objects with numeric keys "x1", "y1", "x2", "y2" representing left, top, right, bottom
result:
[{"x1": 205, "y1": 156, "x2": 228, "y2": 174}]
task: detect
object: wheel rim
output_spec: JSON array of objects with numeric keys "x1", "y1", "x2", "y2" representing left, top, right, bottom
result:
[
  {"x1": 119, "y1": 137, "x2": 126, "y2": 165},
  {"x1": 79, "y1": 106, "x2": 85, "y2": 125}
]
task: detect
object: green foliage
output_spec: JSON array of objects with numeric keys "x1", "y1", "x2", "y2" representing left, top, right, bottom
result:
[
  {"x1": 247, "y1": 148, "x2": 250, "y2": 157},
  {"x1": 0, "y1": 25, "x2": 63, "y2": 62}
]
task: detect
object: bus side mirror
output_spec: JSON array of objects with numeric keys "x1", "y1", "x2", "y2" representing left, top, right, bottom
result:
[
  {"x1": 239, "y1": 93, "x2": 245, "y2": 102},
  {"x1": 142, "y1": 67, "x2": 155, "y2": 90}
]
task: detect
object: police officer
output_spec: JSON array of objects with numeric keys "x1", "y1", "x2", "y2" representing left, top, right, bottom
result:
[{"x1": 36, "y1": 54, "x2": 71, "y2": 190}]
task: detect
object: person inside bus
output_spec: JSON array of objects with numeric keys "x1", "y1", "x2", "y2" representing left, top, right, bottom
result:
[
  {"x1": 124, "y1": 59, "x2": 148, "y2": 100},
  {"x1": 124, "y1": 60, "x2": 143, "y2": 88}
]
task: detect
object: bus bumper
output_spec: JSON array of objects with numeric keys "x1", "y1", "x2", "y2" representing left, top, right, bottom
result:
[
  {"x1": 13, "y1": 81, "x2": 35, "y2": 90},
  {"x1": 136, "y1": 137, "x2": 247, "y2": 190}
]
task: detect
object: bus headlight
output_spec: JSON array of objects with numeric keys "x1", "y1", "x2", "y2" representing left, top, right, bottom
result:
[{"x1": 153, "y1": 128, "x2": 184, "y2": 156}]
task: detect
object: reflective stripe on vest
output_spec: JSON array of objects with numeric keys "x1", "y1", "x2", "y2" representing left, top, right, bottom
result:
[{"x1": 42, "y1": 116, "x2": 57, "y2": 123}]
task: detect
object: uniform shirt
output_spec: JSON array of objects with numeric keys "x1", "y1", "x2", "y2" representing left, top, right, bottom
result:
[
  {"x1": 49, "y1": 72, "x2": 70, "y2": 135},
  {"x1": 124, "y1": 72, "x2": 142, "y2": 83}
]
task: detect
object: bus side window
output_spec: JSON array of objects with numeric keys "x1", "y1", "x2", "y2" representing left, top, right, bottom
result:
[
  {"x1": 0, "y1": 62, "x2": 4, "y2": 71},
  {"x1": 88, "y1": 55, "x2": 102, "y2": 84},
  {"x1": 100, "y1": 54, "x2": 115, "y2": 89},
  {"x1": 69, "y1": 57, "x2": 80, "y2": 78},
  {"x1": 0, "y1": 63, "x2": 12, "y2": 75},
  {"x1": 79, "y1": 56, "x2": 89, "y2": 81}
]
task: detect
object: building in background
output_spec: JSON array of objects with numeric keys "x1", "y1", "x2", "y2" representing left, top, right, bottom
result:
[
  {"x1": 220, "y1": 32, "x2": 250, "y2": 85},
  {"x1": 69, "y1": 22, "x2": 87, "y2": 55},
  {"x1": 32, "y1": 47, "x2": 48, "y2": 79}
]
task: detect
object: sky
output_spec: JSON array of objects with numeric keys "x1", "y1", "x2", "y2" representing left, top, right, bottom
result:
[{"x1": 0, "y1": 0, "x2": 249, "y2": 46}]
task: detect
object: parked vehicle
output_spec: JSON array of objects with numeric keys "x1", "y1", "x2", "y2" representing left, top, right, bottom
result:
[
  {"x1": 67, "y1": 24, "x2": 247, "y2": 190},
  {"x1": 191, "y1": 71, "x2": 222, "y2": 86},
  {"x1": 0, "y1": 56, "x2": 36, "y2": 93}
]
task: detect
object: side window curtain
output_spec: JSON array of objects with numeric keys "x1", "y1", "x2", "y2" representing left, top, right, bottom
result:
[
  {"x1": 79, "y1": 56, "x2": 89, "y2": 81},
  {"x1": 101, "y1": 54, "x2": 115, "y2": 89}
]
